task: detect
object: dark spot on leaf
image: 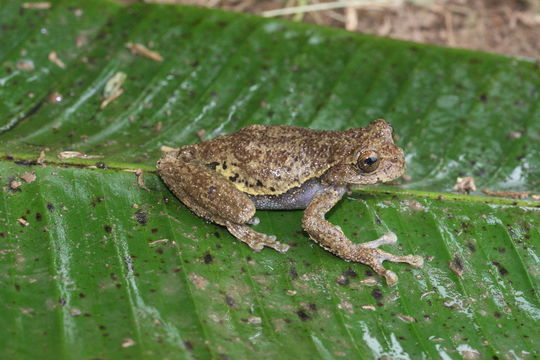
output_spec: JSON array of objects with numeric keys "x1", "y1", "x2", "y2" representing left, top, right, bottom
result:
[
  {"x1": 453, "y1": 255, "x2": 464, "y2": 271},
  {"x1": 479, "y1": 93, "x2": 488, "y2": 103},
  {"x1": 289, "y1": 267, "x2": 298, "y2": 279},
  {"x1": 184, "y1": 341, "x2": 193, "y2": 351},
  {"x1": 47, "y1": 202, "x2": 55, "y2": 211},
  {"x1": 466, "y1": 242, "x2": 476, "y2": 252},
  {"x1": 371, "y1": 288, "x2": 383, "y2": 302},
  {"x1": 99, "y1": 325, "x2": 106, "y2": 330},
  {"x1": 14, "y1": 284, "x2": 21, "y2": 291},
  {"x1": 151, "y1": 228, "x2": 158, "y2": 233},
  {"x1": 104, "y1": 225, "x2": 112, "y2": 233},
  {"x1": 59, "y1": 298, "x2": 66, "y2": 306},
  {"x1": 296, "y1": 309, "x2": 311, "y2": 321},
  {"x1": 496, "y1": 247, "x2": 506, "y2": 254},
  {"x1": 225, "y1": 295, "x2": 235, "y2": 307},
  {"x1": 155, "y1": 248, "x2": 164, "y2": 255},
  {"x1": 91, "y1": 197, "x2": 104, "y2": 207},
  {"x1": 79, "y1": 293, "x2": 85, "y2": 298},
  {"x1": 214, "y1": 231, "x2": 221, "y2": 238},
  {"x1": 343, "y1": 269, "x2": 357, "y2": 278},
  {"x1": 150, "y1": 289, "x2": 157, "y2": 293},
  {"x1": 203, "y1": 252, "x2": 213, "y2": 264},
  {"x1": 110, "y1": 273, "x2": 117, "y2": 281},
  {"x1": 494, "y1": 311, "x2": 501, "y2": 318},
  {"x1": 0, "y1": 232, "x2": 5, "y2": 238},
  {"x1": 35, "y1": 212, "x2": 42, "y2": 221},
  {"x1": 492, "y1": 261, "x2": 509, "y2": 276},
  {"x1": 307, "y1": 303, "x2": 317, "y2": 312},
  {"x1": 336, "y1": 275, "x2": 349, "y2": 286},
  {"x1": 96, "y1": 162, "x2": 108, "y2": 169},
  {"x1": 135, "y1": 209, "x2": 148, "y2": 225}
]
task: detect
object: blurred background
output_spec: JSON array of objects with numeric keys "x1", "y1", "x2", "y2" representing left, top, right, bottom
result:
[{"x1": 138, "y1": 0, "x2": 540, "y2": 59}]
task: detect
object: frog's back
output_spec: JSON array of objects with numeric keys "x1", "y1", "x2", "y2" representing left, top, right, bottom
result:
[{"x1": 188, "y1": 124, "x2": 355, "y2": 196}]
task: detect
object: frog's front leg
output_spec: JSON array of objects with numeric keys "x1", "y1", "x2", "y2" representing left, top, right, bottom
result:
[
  {"x1": 302, "y1": 187, "x2": 423, "y2": 286},
  {"x1": 158, "y1": 152, "x2": 289, "y2": 253}
]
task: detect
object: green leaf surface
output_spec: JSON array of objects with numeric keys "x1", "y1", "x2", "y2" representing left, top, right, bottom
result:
[{"x1": 1, "y1": 0, "x2": 539, "y2": 359}]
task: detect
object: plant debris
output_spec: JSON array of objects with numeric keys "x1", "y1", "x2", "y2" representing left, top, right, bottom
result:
[
  {"x1": 126, "y1": 42, "x2": 163, "y2": 62},
  {"x1": 453, "y1": 176, "x2": 476, "y2": 194},
  {"x1": 135, "y1": 169, "x2": 150, "y2": 191},
  {"x1": 20, "y1": 172, "x2": 37, "y2": 183},
  {"x1": 57, "y1": 151, "x2": 104, "y2": 160},
  {"x1": 101, "y1": 72, "x2": 127, "y2": 109},
  {"x1": 10, "y1": 180, "x2": 22, "y2": 190},
  {"x1": 482, "y1": 189, "x2": 530, "y2": 199},
  {"x1": 17, "y1": 218, "x2": 29, "y2": 227},
  {"x1": 48, "y1": 51, "x2": 65, "y2": 68},
  {"x1": 100, "y1": 88, "x2": 124, "y2": 109},
  {"x1": 22, "y1": 2, "x2": 51, "y2": 9}
]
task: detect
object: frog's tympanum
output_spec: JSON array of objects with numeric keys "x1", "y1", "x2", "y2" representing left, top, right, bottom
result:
[{"x1": 157, "y1": 119, "x2": 423, "y2": 285}]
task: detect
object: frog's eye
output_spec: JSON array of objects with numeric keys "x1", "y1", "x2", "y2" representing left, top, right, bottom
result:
[{"x1": 357, "y1": 150, "x2": 380, "y2": 173}]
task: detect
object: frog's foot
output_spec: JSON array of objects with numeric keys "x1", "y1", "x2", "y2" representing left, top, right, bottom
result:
[
  {"x1": 226, "y1": 223, "x2": 290, "y2": 253},
  {"x1": 353, "y1": 237, "x2": 423, "y2": 286}
]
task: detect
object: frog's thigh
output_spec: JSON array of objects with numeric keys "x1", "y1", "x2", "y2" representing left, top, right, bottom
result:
[
  {"x1": 302, "y1": 188, "x2": 423, "y2": 286},
  {"x1": 160, "y1": 158, "x2": 289, "y2": 253},
  {"x1": 159, "y1": 158, "x2": 256, "y2": 225}
]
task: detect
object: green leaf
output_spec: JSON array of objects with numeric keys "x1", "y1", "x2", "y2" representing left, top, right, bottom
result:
[{"x1": 1, "y1": 0, "x2": 539, "y2": 359}]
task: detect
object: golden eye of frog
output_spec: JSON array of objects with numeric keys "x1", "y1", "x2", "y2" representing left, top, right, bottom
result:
[{"x1": 157, "y1": 119, "x2": 423, "y2": 286}]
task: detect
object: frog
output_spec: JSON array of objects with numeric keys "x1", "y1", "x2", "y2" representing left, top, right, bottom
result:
[{"x1": 157, "y1": 119, "x2": 423, "y2": 285}]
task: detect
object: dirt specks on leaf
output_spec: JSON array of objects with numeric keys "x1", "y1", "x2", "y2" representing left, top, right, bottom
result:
[
  {"x1": 135, "y1": 209, "x2": 148, "y2": 225},
  {"x1": 189, "y1": 273, "x2": 208, "y2": 290}
]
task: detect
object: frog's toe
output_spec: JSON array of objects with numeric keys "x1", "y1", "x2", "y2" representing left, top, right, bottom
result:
[
  {"x1": 383, "y1": 270, "x2": 398, "y2": 286},
  {"x1": 226, "y1": 222, "x2": 288, "y2": 253},
  {"x1": 407, "y1": 255, "x2": 424, "y2": 268}
]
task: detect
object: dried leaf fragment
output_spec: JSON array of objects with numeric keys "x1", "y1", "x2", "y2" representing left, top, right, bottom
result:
[
  {"x1": 121, "y1": 338, "x2": 136, "y2": 348},
  {"x1": 126, "y1": 42, "x2": 163, "y2": 62},
  {"x1": 482, "y1": 189, "x2": 530, "y2": 199},
  {"x1": 22, "y1": 2, "x2": 51, "y2": 9},
  {"x1": 48, "y1": 51, "x2": 65, "y2": 68},
  {"x1": 17, "y1": 218, "x2": 29, "y2": 227},
  {"x1": 103, "y1": 72, "x2": 127, "y2": 98},
  {"x1": 148, "y1": 239, "x2": 168, "y2": 246},
  {"x1": 10, "y1": 180, "x2": 22, "y2": 190},
  {"x1": 20, "y1": 172, "x2": 36, "y2": 183},
  {"x1": 453, "y1": 176, "x2": 476, "y2": 194},
  {"x1": 100, "y1": 88, "x2": 124, "y2": 109},
  {"x1": 135, "y1": 169, "x2": 150, "y2": 191},
  {"x1": 57, "y1": 151, "x2": 104, "y2": 160},
  {"x1": 37, "y1": 148, "x2": 49, "y2": 165},
  {"x1": 16, "y1": 60, "x2": 35, "y2": 71}
]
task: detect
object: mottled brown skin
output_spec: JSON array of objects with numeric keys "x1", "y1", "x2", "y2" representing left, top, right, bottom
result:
[{"x1": 157, "y1": 119, "x2": 423, "y2": 285}]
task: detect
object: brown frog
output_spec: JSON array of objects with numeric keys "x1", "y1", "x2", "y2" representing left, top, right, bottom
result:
[{"x1": 157, "y1": 119, "x2": 423, "y2": 285}]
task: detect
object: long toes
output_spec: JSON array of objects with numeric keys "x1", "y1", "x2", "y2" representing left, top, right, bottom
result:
[
  {"x1": 383, "y1": 270, "x2": 398, "y2": 286},
  {"x1": 407, "y1": 255, "x2": 424, "y2": 268}
]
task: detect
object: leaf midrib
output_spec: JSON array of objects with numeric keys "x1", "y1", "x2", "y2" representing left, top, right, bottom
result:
[{"x1": 3, "y1": 153, "x2": 539, "y2": 208}]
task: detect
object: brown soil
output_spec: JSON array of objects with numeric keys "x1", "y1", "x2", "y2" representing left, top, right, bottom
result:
[{"x1": 144, "y1": 0, "x2": 540, "y2": 60}]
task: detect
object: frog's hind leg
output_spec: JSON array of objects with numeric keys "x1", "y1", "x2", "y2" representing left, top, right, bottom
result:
[
  {"x1": 302, "y1": 187, "x2": 423, "y2": 286},
  {"x1": 158, "y1": 153, "x2": 289, "y2": 253}
]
